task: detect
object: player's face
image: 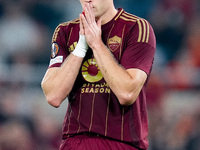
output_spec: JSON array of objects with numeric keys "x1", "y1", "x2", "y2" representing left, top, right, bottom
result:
[{"x1": 79, "y1": 0, "x2": 113, "y2": 18}]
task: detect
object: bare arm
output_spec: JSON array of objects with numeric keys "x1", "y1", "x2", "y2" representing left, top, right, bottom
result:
[
  {"x1": 41, "y1": 14, "x2": 87, "y2": 108},
  {"x1": 81, "y1": 3, "x2": 147, "y2": 105},
  {"x1": 41, "y1": 54, "x2": 84, "y2": 107},
  {"x1": 92, "y1": 43, "x2": 147, "y2": 106}
]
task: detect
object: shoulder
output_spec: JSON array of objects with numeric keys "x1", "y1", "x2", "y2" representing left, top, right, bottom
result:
[
  {"x1": 55, "y1": 18, "x2": 80, "y2": 31},
  {"x1": 59, "y1": 18, "x2": 80, "y2": 27},
  {"x1": 118, "y1": 10, "x2": 152, "y2": 31},
  {"x1": 52, "y1": 18, "x2": 80, "y2": 43},
  {"x1": 117, "y1": 9, "x2": 155, "y2": 46}
]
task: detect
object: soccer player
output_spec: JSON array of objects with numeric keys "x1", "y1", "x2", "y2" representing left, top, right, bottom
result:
[{"x1": 41, "y1": 0, "x2": 156, "y2": 149}]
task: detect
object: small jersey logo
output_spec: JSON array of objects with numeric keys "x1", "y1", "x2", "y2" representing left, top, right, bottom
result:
[
  {"x1": 51, "y1": 43, "x2": 59, "y2": 58},
  {"x1": 49, "y1": 56, "x2": 63, "y2": 66},
  {"x1": 82, "y1": 58, "x2": 103, "y2": 83},
  {"x1": 108, "y1": 36, "x2": 121, "y2": 52},
  {"x1": 68, "y1": 42, "x2": 78, "y2": 52}
]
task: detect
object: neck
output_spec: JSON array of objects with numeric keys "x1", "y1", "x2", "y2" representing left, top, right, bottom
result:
[{"x1": 96, "y1": 6, "x2": 118, "y2": 25}]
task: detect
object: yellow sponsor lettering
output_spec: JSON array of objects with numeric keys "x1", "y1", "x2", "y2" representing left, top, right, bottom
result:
[
  {"x1": 85, "y1": 88, "x2": 89, "y2": 93},
  {"x1": 95, "y1": 84, "x2": 100, "y2": 88},
  {"x1": 100, "y1": 88, "x2": 104, "y2": 93},
  {"x1": 81, "y1": 88, "x2": 85, "y2": 93},
  {"x1": 105, "y1": 88, "x2": 110, "y2": 93},
  {"x1": 82, "y1": 84, "x2": 87, "y2": 88},
  {"x1": 89, "y1": 88, "x2": 94, "y2": 93},
  {"x1": 100, "y1": 83, "x2": 109, "y2": 88},
  {"x1": 95, "y1": 88, "x2": 99, "y2": 93}
]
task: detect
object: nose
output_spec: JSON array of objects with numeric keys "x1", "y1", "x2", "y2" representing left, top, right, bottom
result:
[
  {"x1": 84, "y1": 0, "x2": 93, "y2": 7},
  {"x1": 84, "y1": 0, "x2": 92, "y2": 3}
]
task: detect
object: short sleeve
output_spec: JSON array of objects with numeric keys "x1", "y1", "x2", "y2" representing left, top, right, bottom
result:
[
  {"x1": 120, "y1": 19, "x2": 156, "y2": 75},
  {"x1": 48, "y1": 24, "x2": 69, "y2": 68}
]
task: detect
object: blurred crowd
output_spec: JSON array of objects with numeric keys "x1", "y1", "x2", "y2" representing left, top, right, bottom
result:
[{"x1": 0, "y1": 0, "x2": 200, "y2": 149}]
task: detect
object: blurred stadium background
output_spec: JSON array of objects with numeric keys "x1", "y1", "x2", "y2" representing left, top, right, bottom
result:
[{"x1": 0, "y1": 0, "x2": 200, "y2": 149}]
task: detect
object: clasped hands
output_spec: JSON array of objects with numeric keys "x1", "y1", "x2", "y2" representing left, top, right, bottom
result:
[
  {"x1": 80, "y1": 3, "x2": 102, "y2": 49},
  {"x1": 72, "y1": 3, "x2": 102, "y2": 58}
]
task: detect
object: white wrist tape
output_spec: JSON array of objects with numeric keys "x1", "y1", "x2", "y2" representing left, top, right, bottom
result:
[{"x1": 72, "y1": 34, "x2": 88, "y2": 57}]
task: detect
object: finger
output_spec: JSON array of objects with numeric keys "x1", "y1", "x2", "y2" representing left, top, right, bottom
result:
[
  {"x1": 81, "y1": 13, "x2": 89, "y2": 30},
  {"x1": 79, "y1": 14, "x2": 84, "y2": 35},
  {"x1": 82, "y1": 6, "x2": 86, "y2": 17},
  {"x1": 88, "y1": 3, "x2": 95, "y2": 23},
  {"x1": 81, "y1": 12, "x2": 97, "y2": 37},
  {"x1": 97, "y1": 17, "x2": 102, "y2": 29},
  {"x1": 84, "y1": 6, "x2": 92, "y2": 24},
  {"x1": 85, "y1": 3, "x2": 95, "y2": 25},
  {"x1": 82, "y1": 11, "x2": 85, "y2": 17}
]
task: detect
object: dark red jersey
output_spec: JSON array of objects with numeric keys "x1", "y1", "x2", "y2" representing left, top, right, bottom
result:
[{"x1": 49, "y1": 8, "x2": 156, "y2": 150}]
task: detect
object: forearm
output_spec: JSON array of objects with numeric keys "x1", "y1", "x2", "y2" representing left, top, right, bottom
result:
[
  {"x1": 92, "y1": 42, "x2": 140, "y2": 105},
  {"x1": 41, "y1": 54, "x2": 84, "y2": 107},
  {"x1": 80, "y1": 4, "x2": 146, "y2": 105}
]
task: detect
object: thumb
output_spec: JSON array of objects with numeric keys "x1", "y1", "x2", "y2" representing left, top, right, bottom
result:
[
  {"x1": 79, "y1": 14, "x2": 85, "y2": 35},
  {"x1": 97, "y1": 17, "x2": 102, "y2": 29}
]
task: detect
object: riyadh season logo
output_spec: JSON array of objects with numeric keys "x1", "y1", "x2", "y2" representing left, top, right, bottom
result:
[{"x1": 81, "y1": 58, "x2": 103, "y2": 83}]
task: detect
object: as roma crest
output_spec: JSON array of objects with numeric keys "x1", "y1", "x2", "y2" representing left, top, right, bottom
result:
[{"x1": 108, "y1": 36, "x2": 122, "y2": 52}]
